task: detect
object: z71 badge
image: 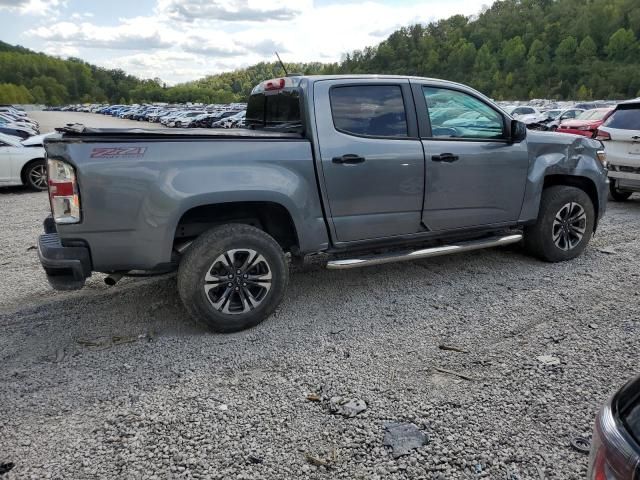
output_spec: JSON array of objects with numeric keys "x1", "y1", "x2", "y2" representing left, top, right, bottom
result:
[{"x1": 90, "y1": 147, "x2": 147, "y2": 158}]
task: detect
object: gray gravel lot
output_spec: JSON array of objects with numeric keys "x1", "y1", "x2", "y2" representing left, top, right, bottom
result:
[{"x1": 1, "y1": 112, "x2": 639, "y2": 479}]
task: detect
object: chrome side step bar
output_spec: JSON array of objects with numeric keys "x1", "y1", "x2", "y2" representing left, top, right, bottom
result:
[{"x1": 326, "y1": 234, "x2": 523, "y2": 270}]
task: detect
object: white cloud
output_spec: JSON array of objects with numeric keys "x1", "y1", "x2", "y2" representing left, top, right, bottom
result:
[
  {"x1": 0, "y1": 0, "x2": 64, "y2": 15},
  {"x1": 42, "y1": 42, "x2": 80, "y2": 58},
  {"x1": 28, "y1": 17, "x2": 172, "y2": 50},
  {"x1": 70, "y1": 11, "x2": 94, "y2": 20},
  {"x1": 101, "y1": 51, "x2": 216, "y2": 84},
  {"x1": 22, "y1": 0, "x2": 491, "y2": 83},
  {"x1": 156, "y1": 0, "x2": 304, "y2": 22}
]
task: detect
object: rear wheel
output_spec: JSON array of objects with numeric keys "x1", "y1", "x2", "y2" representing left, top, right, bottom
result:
[
  {"x1": 23, "y1": 159, "x2": 48, "y2": 191},
  {"x1": 178, "y1": 224, "x2": 288, "y2": 332},
  {"x1": 609, "y1": 181, "x2": 633, "y2": 202},
  {"x1": 524, "y1": 186, "x2": 595, "y2": 262}
]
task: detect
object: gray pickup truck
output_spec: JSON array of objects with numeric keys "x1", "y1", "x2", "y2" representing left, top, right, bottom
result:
[{"x1": 39, "y1": 75, "x2": 608, "y2": 332}]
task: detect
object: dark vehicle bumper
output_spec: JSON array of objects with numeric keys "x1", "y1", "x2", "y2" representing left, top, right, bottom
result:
[{"x1": 38, "y1": 219, "x2": 92, "y2": 290}]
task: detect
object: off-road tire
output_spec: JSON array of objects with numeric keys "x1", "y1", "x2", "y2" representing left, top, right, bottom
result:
[
  {"x1": 178, "y1": 224, "x2": 289, "y2": 333},
  {"x1": 23, "y1": 159, "x2": 48, "y2": 191},
  {"x1": 524, "y1": 186, "x2": 595, "y2": 262},
  {"x1": 609, "y1": 181, "x2": 633, "y2": 202}
]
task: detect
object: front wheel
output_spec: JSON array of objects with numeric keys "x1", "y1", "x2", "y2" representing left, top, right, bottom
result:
[
  {"x1": 178, "y1": 224, "x2": 289, "y2": 332},
  {"x1": 24, "y1": 159, "x2": 48, "y2": 191},
  {"x1": 609, "y1": 181, "x2": 633, "y2": 202},
  {"x1": 524, "y1": 186, "x2": 595, "y2": 262}
]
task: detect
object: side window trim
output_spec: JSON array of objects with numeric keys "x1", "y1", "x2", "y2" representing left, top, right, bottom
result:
[
  {"x1": 328, "y1": 83, "x2": 418, "y2": 140},
  {"x1": 411, "y1": 82, "x2": 509, "y2": 142}
]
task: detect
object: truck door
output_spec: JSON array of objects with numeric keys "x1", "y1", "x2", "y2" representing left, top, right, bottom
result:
[
  {"x1": 410, "y1": 82, "x2": 529, "y2": 231},
  {"x1": 314, "y1": 79, "x2": 425, "y2": 242}
]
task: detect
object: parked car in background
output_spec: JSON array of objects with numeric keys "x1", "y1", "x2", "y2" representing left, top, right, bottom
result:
[
  {"x1": 211, "y1": 111, "x2": 244, "y2": 128},
  {"x1": 0, "y1": 125, "x2": 35, "y2": 140},
  {"x1": 588, "y1": 374, "x2": 640, "y2": 480},
  {"x1": 169, "y1": 111, "x2": 206, "y2": 128},
  {"x1": 575, "y1": 102, "x2": 613, "y2": 110},
  {"x1": 0, "y1": 112, "x2": 39, "y2": 132},
  {"x1": 0, "y1": 132, "x2": 47, "y2": 190},
  {"x1": 596, "y1": 99, "x2": 640, "y2": 201},
  {"x1": 557, "y1": 108, "x2": 613, "y2": 137},
  {"x1": 540, "y1": 108, "x2": 585, "y2": 130},
  {"x1": 504, "y1": 105, "x2": 542, "y2": 119},
  {"x1": 0, "y1": 117, "x2": 38, "y2": 137}
]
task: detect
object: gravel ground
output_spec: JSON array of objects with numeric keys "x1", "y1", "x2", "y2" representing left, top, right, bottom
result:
[{"x1": 1, "y1": 112, "x2": 639, "y2": 480}]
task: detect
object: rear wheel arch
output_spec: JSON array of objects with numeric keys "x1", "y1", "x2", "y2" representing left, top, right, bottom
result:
[{"x1": 174, "y1": 201, "x2": 300, "y2": 254}]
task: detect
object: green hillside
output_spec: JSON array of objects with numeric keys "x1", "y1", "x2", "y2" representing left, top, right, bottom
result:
[{"x1": 1, "y1": 0, "x2": 639, "y2": 105}]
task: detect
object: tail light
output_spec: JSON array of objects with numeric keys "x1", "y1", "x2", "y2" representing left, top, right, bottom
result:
[
  {"x1": 595, "y1": 129, "x2": 611, "y2": 141},
  {"x1": 588, "y1": 406, "x2": 640, "y2": 480},
  {"x1": 48, "y1": 158, "x2": 81, "y2": 224}
]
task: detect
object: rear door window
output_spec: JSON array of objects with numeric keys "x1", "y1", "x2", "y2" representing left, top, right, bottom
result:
[
  {"x1": 603, "y1": 106, "x2": 640, "y2": 130},
  {"x1": 329, "y1": 85, "x2": 408, "y2": 138}
]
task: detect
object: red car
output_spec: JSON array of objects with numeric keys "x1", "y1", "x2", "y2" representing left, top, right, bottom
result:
[{"x1": 557, "y1": 108, "x2": 614, "y2": 137}]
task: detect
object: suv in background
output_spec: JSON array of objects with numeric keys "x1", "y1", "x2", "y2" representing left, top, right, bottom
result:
[{"x1": 596, "y1": 99, "x2": 640, "y2": 201}]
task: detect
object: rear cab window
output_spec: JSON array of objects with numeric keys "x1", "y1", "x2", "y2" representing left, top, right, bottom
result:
[
  {"x1": 329, "y1": 85, "x2": 408, "y2": 138},
  {"x1": 246, "y1": 79, "x2": 302, "y2": 131}
]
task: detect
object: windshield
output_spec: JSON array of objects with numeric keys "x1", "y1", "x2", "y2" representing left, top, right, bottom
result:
[
  {"x1": 577, "y1": 109, "x2": 611, "y2": 121},
  {"x1": 0, "y1": 132, "x2": 21, "y2": 146}
]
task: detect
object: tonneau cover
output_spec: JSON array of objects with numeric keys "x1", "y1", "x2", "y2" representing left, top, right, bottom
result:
[{"x1": 50, "y1": 123, "x2": 304, "y2": 141}]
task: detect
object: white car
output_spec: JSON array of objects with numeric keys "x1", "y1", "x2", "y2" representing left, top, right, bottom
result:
[
  {"x1": 504, "y1": 105, "x2": 541, "y2": 119},
  {"x1": 168, "y1": 111, "x2": 205, "y2": 128},
  {"x1": 0, "y1": 113, "x2": 38, "y2": 131},
  {"x1": 0, "y1": 132, "x2": 48, "y2": 190},
  {"x1": 596, "y1": 99, "x2": 640, "y2": 201}
]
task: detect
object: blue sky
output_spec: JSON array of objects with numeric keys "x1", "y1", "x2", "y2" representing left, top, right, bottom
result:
[{"x1": 0, "y1": 0, "x2": 491, "y2": 84}]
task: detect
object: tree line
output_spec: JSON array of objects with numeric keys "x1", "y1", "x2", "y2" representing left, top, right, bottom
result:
[{"x1": 1, "y1": 0, "x2": 639, "y2": 105}]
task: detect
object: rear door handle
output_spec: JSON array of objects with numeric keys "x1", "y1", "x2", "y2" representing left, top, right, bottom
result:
[
  {"x1": 332, "y1": 154, "x2": 366, "y2": 164},
  {"x1": 432, "y1": 153, "x2": 459, "y2": 162}
]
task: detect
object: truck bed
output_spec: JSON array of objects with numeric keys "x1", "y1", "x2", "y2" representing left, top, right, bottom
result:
[{"x1": 49, "y1": 124, "x2": 304, "y2": 142}]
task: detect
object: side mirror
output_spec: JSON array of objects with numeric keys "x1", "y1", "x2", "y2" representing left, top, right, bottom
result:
[{"x1": 510, "y1": 119, "x2": 527, "y2": 143}]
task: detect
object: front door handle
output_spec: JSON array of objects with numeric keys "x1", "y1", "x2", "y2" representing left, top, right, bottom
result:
[
  {"x1": 432, "y1": 153, "x2": 459, "y2": 162},
  {"x1": 332, "y1": 154, "x2": 366, "y2": 164}
]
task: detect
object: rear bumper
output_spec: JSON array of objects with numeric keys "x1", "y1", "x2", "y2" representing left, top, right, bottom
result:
[
  {"x1": 608, "y1": 164, "x2": 640, "y2": 191},
  {"x1": 38, "y1": 224, "x2": 92, "y2": 290}
]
